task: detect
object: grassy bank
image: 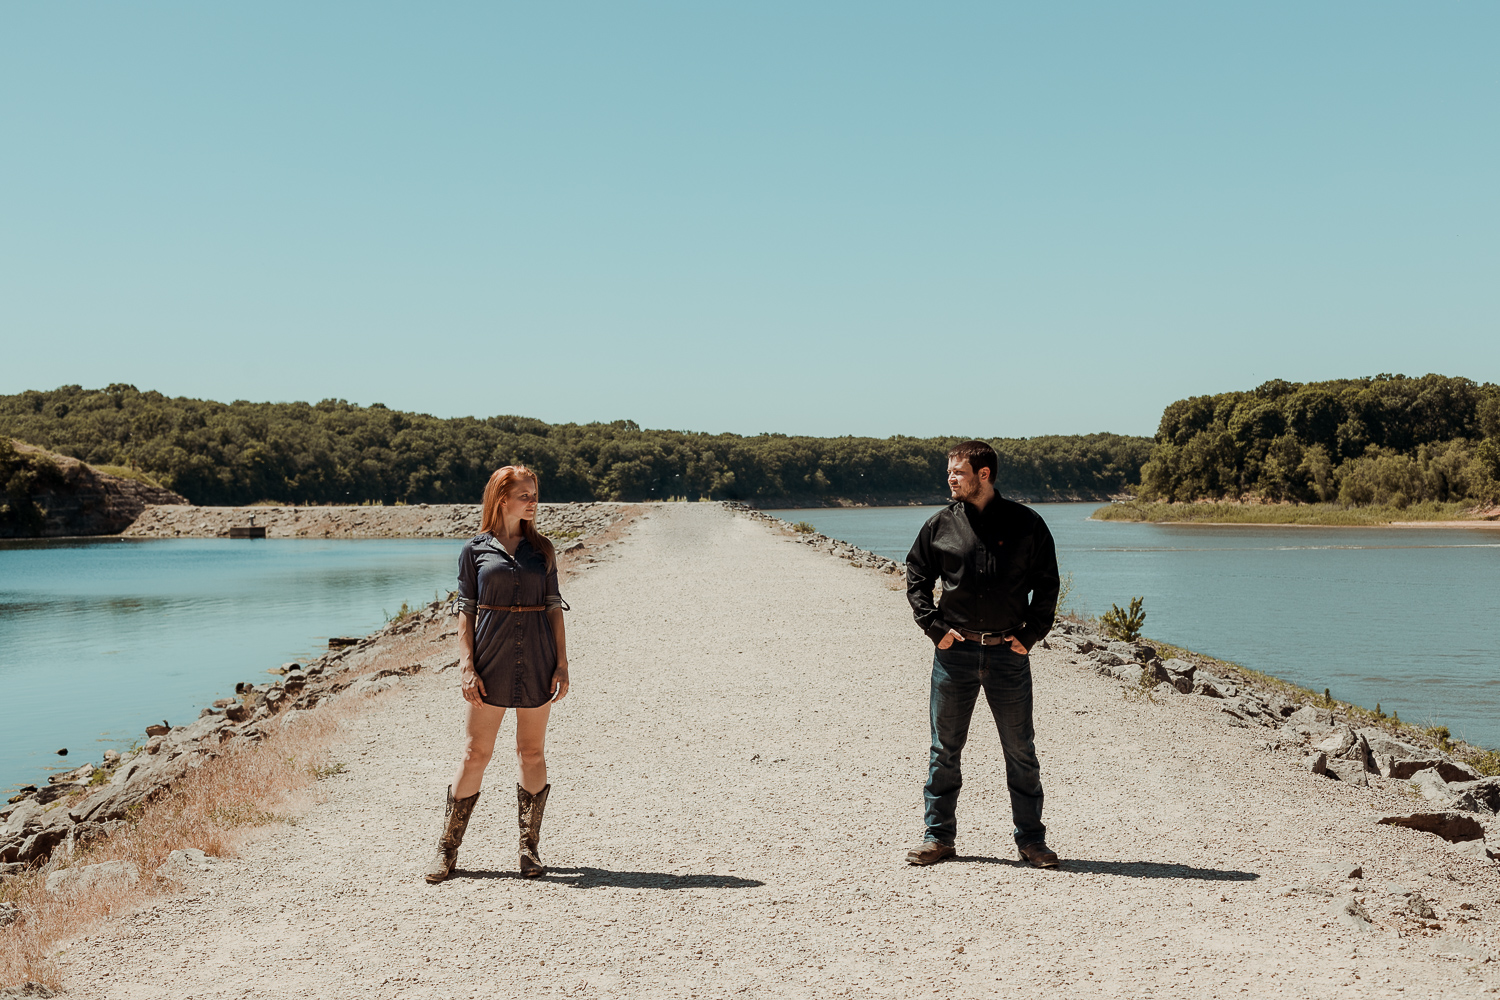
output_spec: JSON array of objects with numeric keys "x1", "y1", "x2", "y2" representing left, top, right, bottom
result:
[
  {"x1": 0, "y1": 708, "x2": 348, "y2": 990},
  {"x1": 1091, "y1": 499, "x2": 1491, "y2": 526}
]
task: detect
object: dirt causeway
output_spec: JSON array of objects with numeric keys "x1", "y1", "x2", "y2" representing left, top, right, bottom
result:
[{"x1": 57, "y1": 504, "x2": 1500, "y2": 998}]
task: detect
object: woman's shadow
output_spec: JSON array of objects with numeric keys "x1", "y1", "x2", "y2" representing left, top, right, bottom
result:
[{"x1": 453, "y1": 866, "x2": 765, "y2": 890}]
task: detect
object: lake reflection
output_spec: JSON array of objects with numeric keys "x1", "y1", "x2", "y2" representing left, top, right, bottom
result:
[{"x1": 0, "y1": 537, "x2": 459, "y2": 791}]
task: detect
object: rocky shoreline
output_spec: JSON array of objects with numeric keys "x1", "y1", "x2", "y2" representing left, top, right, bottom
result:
[
  {"x1": 1, "y1": 504, "x2": 632, "y2": 884},
  {"x1": 720, "y1": 501, "x2": 1500, "y2": 866},
  {"x1": 121, "y1": 501, "x2": 628, "y2": 539},
  {"x1": 0, "y1": 600, "x2": 457, "y2": 878}
]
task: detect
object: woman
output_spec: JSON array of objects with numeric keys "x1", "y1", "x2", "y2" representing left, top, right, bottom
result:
[{"x1": 425, "y1": 465, "x2": 570, "y2": 882}]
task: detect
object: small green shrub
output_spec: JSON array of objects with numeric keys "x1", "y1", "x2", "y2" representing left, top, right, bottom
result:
[
  {"x1": 792, "y1": 521, "x2": 816, "y2": 534},
  {"x1": 1101, "y1": 597, "x2": 1146, "y2": 642}
]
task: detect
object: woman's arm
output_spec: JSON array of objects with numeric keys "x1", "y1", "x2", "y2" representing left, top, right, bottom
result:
[
  {"x1": 458, "y1": 611, "x2": 486, "y2": 705},
  {"x1": 547, "y1": 607, "x2": 569, "y2": 702}
]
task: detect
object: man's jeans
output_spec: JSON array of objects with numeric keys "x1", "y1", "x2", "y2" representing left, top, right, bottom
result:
[{"x1": 923, "y1": 641, "x2": 1046, "y2": 848}]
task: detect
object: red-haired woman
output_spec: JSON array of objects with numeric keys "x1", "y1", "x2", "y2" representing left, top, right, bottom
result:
[{"x1": 425, "y1": 465, "x2": 570, "y2": 882}]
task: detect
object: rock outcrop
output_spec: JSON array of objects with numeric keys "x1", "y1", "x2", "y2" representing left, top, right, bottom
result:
[{"x1": 1, "y1": 440, "x2": 187, "y2": 538}]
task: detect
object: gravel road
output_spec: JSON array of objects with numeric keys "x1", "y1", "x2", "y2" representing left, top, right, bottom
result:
[{"x1": 57, "y1": 504, "x2": 1500, "y2": 998}]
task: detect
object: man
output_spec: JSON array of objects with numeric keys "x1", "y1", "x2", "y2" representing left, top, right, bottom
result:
[{"x1": 903, "y1": 440, "x2": 1061, "y2": 868}]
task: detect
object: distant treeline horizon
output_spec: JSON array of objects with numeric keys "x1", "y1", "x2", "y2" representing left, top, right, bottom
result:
[
  {"x1": 0, "y1": 384, "x2": 1151, "y2": 507},
  {"x1": 1140, "y1": 373, "x2": 1500, "y2": 507}
]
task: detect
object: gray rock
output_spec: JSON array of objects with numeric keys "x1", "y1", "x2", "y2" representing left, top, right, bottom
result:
[
  {"x1": 1405, "y1": 892, "x2": 1437, "y2": 919},
  {"x1": 1219, "y1": 701, "x2": 1254, "y2": 728},
  {"x1": 1315, "y1": 727, "x2": 1356, "y2": 757},
  {"x1": 1331, "y1": 896, "x2": 1375, "y2": 931},
  {"x1": 44, "y1": 859, "x2": 140, "y2": 894},
  {"x1": 1409, "y1": 767, "x2": 1455, "y2": 802},
  {"x1": 1306, "y1": 751, "x2": 1329, "y2": 775},
  {"x1": 70, "y1": 749, "x2": 195, "y2": 825},
  {"x1": 1385, "y1": 758, "x2": 1480, "y2": 783},
  {"x1": 1358, "y1": 729, "x2": 1425, "y2": 762},
  {"x1": 154, "y1": 847, "x2": 218, "y2": 882},
  {"x1": 1285, "y1": 705, "x2": 1331, "y2": 728},
  {"x1": 0, "y1": 983, "x2": 58, "y2": 998},
  {"x1": 1377, "y1": 810, "x2": 1486, "y2": 843},
  {"x1": 1447, "y1": 838, "x2": 1500, "y2": 862},
  {"x1": 1326, "y1": 759, "x2": 1370, "y2": 785},
  {"x1": 342, "y1": 676, "x2": 395, "y2": 698},
  {"x1": 1088, "y1": 649, "x2": 1128, "y2": 668},
  {"x1": 0, "y1": 901, "x2": 17, "y2": 927},
  {"x1": 1447, "y1": 777, "x2": 1500, "y2": 816},
  {"x1": 1162, "y1": 657, "x2": 1196, "y2": 679},
  {"x1": 1192, "y1": 672, "x2": 1237, "y2": 699}
]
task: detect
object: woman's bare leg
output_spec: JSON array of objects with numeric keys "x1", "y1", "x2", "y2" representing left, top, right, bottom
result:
[
  {"x1": 453, "y1": 701, "x2": 507, "y2": 798},
  {"x1": 514, "y1": 704, "x2": 552, "y2": 793}
]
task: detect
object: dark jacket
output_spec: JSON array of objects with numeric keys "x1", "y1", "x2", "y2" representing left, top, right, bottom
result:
[{"x1": 905, "y1": 496, "x2": 1060, "y2": 651}]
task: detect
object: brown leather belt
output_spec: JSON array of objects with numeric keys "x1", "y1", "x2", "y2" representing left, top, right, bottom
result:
[
  {"x1": 954, "y1": 627, "x2": 1016, "y2": 646},
  {"x1": 477, "y1": 604, "x2": 547, "y2": 613}
]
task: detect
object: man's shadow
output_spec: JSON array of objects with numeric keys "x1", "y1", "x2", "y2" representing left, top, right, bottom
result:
[
  {"x1": 454, "y1": 866, "x2": 765, "y2": 890},
  {"x1": 954, "y1": 855, "x2": 1259, "y2": 882}
]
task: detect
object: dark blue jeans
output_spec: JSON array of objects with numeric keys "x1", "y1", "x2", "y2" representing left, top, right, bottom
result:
[{"x1": 923, "y1": 641, "x2": 1046, "y2": 848}]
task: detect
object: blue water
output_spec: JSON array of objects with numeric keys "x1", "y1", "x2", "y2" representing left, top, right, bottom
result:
[
  {"x1": 769, "y1": 503, "x2": 1500, "y2": 749},
  {"x1": 0, "y1": 538, "x2": 459, "y2": 793}
]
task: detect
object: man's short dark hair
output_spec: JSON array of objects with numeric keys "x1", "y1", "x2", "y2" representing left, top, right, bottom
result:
[{"x1": 948, "y1": 440, "x2": 998, "y2": 483}]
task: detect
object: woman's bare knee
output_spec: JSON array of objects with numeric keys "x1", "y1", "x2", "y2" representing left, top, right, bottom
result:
[
  {"x1": 462, "y1": 743, "x2": 495, "y2": 768},
  {"x1": 515, "y1": 745, "x2": 545, "y2": 768}
]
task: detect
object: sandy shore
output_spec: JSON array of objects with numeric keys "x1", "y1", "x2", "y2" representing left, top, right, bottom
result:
[{"x1": 49, "y1": 505, "x2": 1500, "y2": 998}]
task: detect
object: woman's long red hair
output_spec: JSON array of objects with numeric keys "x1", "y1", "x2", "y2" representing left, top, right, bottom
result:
[{"x1": 480, "y1": 465, "x2": 555, "y2": 569}]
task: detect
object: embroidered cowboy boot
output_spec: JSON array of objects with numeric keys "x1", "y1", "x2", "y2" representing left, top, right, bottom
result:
[
  {"x1": 424, "y1": 785, "x2": 480, "y2": 883},
  {"x1": 517, "y1": 782, "x2": 552, "y2": 877}
]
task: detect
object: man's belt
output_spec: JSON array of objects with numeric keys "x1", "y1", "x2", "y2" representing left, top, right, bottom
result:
[
  {"x1": 954, "y1": 627, "x2": 1017, "y2": 646},
  {"x1": 477, "y1": 604, "x2": 547, "y2": 612}
]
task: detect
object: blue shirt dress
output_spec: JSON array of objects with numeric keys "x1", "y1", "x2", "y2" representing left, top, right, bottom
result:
[{"x1": 454, "y1": 533, "x2": 565, "y2": 708}]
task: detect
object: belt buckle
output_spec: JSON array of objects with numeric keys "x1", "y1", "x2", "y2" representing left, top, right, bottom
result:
[{"x1": 976, "y1": 630, "x2": 996, "y2": 645}]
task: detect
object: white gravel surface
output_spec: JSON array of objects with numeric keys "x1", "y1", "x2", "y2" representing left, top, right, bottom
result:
[{"x1": 57, "y1": 504, "x2": 1500, "y2": 998}]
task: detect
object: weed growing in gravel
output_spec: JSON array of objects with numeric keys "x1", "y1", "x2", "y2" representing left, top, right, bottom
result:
[{"x1": 1101, "y1": 597, "x2": 1146, "y2": 642}]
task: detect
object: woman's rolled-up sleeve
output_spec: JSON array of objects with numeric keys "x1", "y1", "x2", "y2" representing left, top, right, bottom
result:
[
  {"x1": 543, "y1": 564, "x2": 567, "y2": 612},
  {"x1": 455, "y1": 543, "x2": 478, "y2": 615}
]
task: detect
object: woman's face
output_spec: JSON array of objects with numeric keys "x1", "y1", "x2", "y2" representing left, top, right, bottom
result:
[{"x1": 501, "y1": 476, "x2": 539, "y2": 525}]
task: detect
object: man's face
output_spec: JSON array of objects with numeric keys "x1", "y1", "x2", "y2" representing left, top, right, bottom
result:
[{"x1": 947, "y1": 458, "x2": 989, "y2": 502}]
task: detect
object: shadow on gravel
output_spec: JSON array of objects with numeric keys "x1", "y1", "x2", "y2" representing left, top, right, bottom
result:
[
  {"x1": 455, "y1": 867, "x2": 765, "y2": 890},
  {"x1": 955, "y1": 856, "x2": 1259, "y2": 881}
]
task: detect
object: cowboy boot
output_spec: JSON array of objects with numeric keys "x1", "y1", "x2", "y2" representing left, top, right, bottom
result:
[
  {"x1": 424, "y1": 785, "x2": 479, "y2": 883},
  {"x1": 517, "y1": 782, "x2": 551, "y2": 877}
]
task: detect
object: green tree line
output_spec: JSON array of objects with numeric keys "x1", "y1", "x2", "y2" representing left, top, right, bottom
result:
[
  {"x1": 1139, "y1": 374, "x2": 1500, "y2": 506},
  {"x1": 0, "y1": 385, "x2": 1151, "y2": 506}
]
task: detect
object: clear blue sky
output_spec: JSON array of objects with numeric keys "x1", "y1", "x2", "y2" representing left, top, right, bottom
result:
[{"x1": 2, "y1": 3, "x2": 1496, "y2": 438}]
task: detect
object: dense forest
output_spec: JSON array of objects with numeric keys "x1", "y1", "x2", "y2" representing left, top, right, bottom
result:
[
  {"x1": 0, "y1": 385, "x2": 1151, "y2": 506},
  {"x1": 1139, "y1": 374, "x2": 1500, "y2": 506}
]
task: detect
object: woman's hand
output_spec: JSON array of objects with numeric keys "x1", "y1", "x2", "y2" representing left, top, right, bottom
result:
[
  {"x1": 460, "y1": 667, "x2": 486, "y2": 706},
  {"x1": 550, "y1": 662, "x2": 570, "y2": 703}
]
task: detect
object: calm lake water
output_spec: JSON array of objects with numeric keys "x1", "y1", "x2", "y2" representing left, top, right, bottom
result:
[
  {"x1": 769, "y1": 503, "x2": 1500, "y2": 750},
  {"x1": 0, "y1": 538, "x2": 458, "y2": 793}
]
